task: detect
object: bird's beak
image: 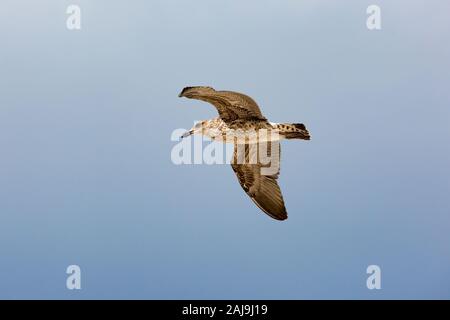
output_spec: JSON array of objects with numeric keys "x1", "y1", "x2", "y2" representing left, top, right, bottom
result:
[{"x1": 180, "y1": 130, "x2": 193, "y2": 139}]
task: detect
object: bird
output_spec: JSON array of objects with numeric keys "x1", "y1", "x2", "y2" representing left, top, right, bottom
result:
[{"x1": 178, "y1": 86, "x2": 310, "y2": 221}]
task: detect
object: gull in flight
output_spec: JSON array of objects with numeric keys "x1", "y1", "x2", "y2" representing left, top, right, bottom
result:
[{"x1": 179, "y1": 86, "x2": 310, "y2": 221}]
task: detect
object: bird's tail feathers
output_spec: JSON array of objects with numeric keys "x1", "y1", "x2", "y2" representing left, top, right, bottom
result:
[{"x1": 276, "y1": 123, "x2": 310, "y2": 140}]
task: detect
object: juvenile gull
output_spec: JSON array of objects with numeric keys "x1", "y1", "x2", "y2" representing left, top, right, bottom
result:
[{"x1": 179, "y1": 86, "x2": 310, "y2": 221}]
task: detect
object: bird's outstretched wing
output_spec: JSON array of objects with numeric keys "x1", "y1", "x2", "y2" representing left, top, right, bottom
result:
[
  {"x1": 231, "y1": 141, "x2": 287, "y2": 221},
  {"x1": 178, "y1": 86, "x2": 266, "y2": 123}
]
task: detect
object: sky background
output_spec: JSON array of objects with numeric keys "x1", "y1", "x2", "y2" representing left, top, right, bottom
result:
[{"x1": 0, "y1": 0, "x2": 449, "y2": 299}]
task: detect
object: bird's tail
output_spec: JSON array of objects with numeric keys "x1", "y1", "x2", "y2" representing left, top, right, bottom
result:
[{"x1": 275, "y1": 123, "x2": 311, "y2": 140}]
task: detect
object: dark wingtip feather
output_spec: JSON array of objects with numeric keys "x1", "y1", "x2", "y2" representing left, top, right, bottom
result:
[
  {"x1": 178, "y1": 87, "x2": 192, "y2": 97},
  {"x1": 178, "y1": 86, "x2": 215, "y2": 98}
]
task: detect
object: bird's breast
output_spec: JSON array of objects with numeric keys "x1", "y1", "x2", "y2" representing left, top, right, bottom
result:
[{"x1": 204, "y1": 122, "x2": 284, "y2": 144}]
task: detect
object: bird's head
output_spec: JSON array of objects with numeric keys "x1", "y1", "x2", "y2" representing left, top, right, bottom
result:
[
  {"x1": 180, "y1": 120, "x2": 207, "y2": 139},
  {"x1": 178, "y1": 86, "x2": 215, "y2": 98}
]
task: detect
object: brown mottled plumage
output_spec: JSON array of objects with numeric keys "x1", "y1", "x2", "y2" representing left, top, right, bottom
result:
[{"x1": 179, "y1": 86, "x2": 310, "y2": 221}]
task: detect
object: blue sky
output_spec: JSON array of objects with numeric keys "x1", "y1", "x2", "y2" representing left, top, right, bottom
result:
[{"x1": 0, "y1": 0, "x2": 449, "y2": 299}]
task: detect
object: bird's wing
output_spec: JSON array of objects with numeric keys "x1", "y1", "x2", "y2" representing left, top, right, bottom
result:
[
  {"x1": 179, "y1": 86, "x2": 266, "y2": 122},
  {"x1": 231, "y1": 141, "x2": 287, "y2": 221}
]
